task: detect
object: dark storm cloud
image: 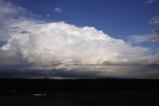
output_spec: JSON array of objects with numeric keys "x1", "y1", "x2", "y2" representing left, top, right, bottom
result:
[{"x1": 1, "y1": 64, "x2": 159, "y2": 79}]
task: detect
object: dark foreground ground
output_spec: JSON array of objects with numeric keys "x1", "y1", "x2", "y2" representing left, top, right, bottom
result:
[{"x1": 0, "y1": 79, "x2": 159, "y2": 106}]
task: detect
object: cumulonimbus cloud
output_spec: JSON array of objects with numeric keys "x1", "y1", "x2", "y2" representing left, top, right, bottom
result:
[
  {"x1": 0, "y1": 0, "x2": 153, "y2": 67},
  {"x1": 0, "y1": 20, "x2": 150, "y2": 66}
]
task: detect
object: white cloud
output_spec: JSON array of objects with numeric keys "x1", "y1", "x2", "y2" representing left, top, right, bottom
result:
[
  {"x1": 0, "y1": 0, "x2": 27, "y2": 20},
  {"x1": 0, "y1": 20, "x2": 150, "y2": 66},
  {"x1": 54, "y1": 7, "x2": 62, "y2": 13},
  {"x1": 0, "y1": 0, "x2": 156, "y2": 68}
]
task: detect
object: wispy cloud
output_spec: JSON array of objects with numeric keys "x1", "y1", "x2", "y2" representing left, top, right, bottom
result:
[
  {"x1": 145, "y1": 0, "x2": 156, "y2": 4},
  {"x1": 150, "y1": 15, "x2": 159, "y2": 24},
  {"x1": 150, "y1": 28, "x2": 159, "y2": 41},
  {"x1": 54, "y1": 7, "x2": 62, "y2": 13},
  {"x1": 129, "y1": 28, "x2": 159, "y2": 43}
]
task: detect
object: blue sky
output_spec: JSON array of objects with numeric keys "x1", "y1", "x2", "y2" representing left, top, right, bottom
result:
[
  {"x1": 8, "y1": 0, "x2": 159, "y2": 53},
  {"x1": 10, "y1": 0, "x2": 158, "y2": 36}
]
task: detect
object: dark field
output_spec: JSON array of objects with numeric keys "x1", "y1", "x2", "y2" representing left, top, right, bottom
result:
[{"x1": 0, "y1": 79, "x2": 159, "y2": 106}]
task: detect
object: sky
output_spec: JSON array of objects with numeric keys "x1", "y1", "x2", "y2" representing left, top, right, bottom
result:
[
  {"x1": 10, "y1": 0, "x2": 159, "y2": 34},
  {"x1": 3, "y1": 0, "x2": 159, "y2": 52},
  {"x1": 0, "y1": 0, "x2": 159, "y2": 79}
]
